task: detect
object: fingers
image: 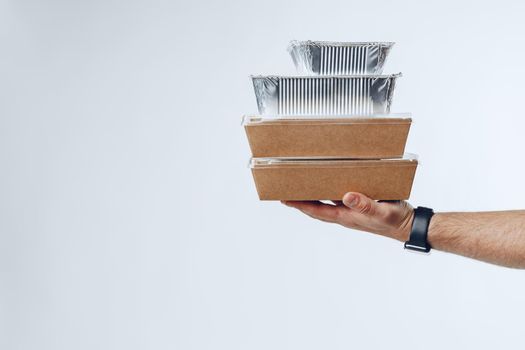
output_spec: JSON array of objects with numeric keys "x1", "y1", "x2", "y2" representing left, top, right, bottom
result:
[
  {"x1": 283, "y1": 194, "x2": 414, "y2": 242},
  {"x1": 282, "y1": 200, "x2": 342, "y2": 223},
  {"x1": 342, "y1": 192, "x2": 379, "y2": 215}
]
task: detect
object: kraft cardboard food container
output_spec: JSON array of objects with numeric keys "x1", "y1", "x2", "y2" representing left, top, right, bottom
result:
[
  {"x1": 243, "y1": 114, "x2": 411, "y2": 159},
  {"x1": 250, "y1": 155, "x2": 418, "y2": 200}
]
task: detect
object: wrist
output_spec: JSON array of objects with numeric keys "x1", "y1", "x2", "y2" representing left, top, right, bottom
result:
[{"x1": 395, "y1": 208, "x2": 415, "y2": 242}]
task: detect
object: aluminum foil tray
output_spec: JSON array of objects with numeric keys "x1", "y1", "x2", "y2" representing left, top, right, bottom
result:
[
  {"x1": 251, "y1": 74, "x2": 400, "y2": 116},
  {"x1": 288, "y1": 40, "x2": 394, "y2": 75}
]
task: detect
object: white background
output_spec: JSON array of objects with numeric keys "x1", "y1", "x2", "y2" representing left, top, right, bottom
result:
[{"x1": 2, "y1": 0, "x2": 525, "y2": 349}]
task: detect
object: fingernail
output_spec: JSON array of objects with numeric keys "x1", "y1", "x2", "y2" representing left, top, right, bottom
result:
[{"x1": 345, "y1": 195, "x2": 358, "y2": 208}]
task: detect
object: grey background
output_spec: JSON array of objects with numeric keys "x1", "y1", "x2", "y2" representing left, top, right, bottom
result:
[{"x1": 2, "y1": 0, "x2": 525, "y2": 349}]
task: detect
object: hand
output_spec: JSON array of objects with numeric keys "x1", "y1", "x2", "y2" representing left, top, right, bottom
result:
[{"x1": 282, "y1": 192, "x2": 415, "y2": 242}]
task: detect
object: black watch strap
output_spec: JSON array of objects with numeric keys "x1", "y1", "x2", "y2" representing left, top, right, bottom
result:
[{"x1": 404, "y1": 206, "x2": 434, "y2": 253}]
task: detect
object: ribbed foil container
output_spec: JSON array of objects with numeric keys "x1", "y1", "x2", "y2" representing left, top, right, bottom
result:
[
  {"x1": 288, "y1": 40, "x2": 394, "y2": 75},
  {"x1": 252, "y1": 74, "x2": 400, "y2": 116}
]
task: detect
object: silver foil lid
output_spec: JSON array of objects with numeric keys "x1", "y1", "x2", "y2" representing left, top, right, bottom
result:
[
  {"x1": 251, "y1": 74, "x2": 401, "y2": 116},
  {"x1": 288, "y1": 40, "x2": 394, "y2": 75}
]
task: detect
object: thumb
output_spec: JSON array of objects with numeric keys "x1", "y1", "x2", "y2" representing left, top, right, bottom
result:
[{"x1": 342, "y1": 192, "x2": 378, "y2": 215}]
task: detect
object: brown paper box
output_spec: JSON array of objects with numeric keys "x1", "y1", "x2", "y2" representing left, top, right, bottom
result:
[
  {"x1": 244, "y1": 116, "x2": 411, "y2": 159},
  {"x1": 251, "y1": 157, "x2": 418, "y2": 201}
]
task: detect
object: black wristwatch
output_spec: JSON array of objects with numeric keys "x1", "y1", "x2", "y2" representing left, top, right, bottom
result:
[{"x1": 404, "y1": 206, "x2": 434, "y2": 253}]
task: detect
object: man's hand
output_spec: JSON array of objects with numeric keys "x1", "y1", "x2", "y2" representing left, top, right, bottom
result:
[
  {"x1": 282, "y1": 192, "x2": 414, "y2": 242},
  {"x1": 283, "y1": 192, "x2": 525, "y2": 268}
]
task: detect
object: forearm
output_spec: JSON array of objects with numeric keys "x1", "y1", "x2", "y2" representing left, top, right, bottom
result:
[{"x1": 428, "y1": 211, "x2": 525, "y2": 268}]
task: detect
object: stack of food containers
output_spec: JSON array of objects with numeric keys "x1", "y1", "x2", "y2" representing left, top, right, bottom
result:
[{"x1": 243, "y1": 41, "x2": 418, "y2": 200}]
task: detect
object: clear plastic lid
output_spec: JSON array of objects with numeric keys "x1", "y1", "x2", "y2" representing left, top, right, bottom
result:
[
  {"x1": 242, "y1": 113, "x2": 412, "y2": 125},
  {"x1": 250, "y1": 153, "x2": 418, "y2": 168}
]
